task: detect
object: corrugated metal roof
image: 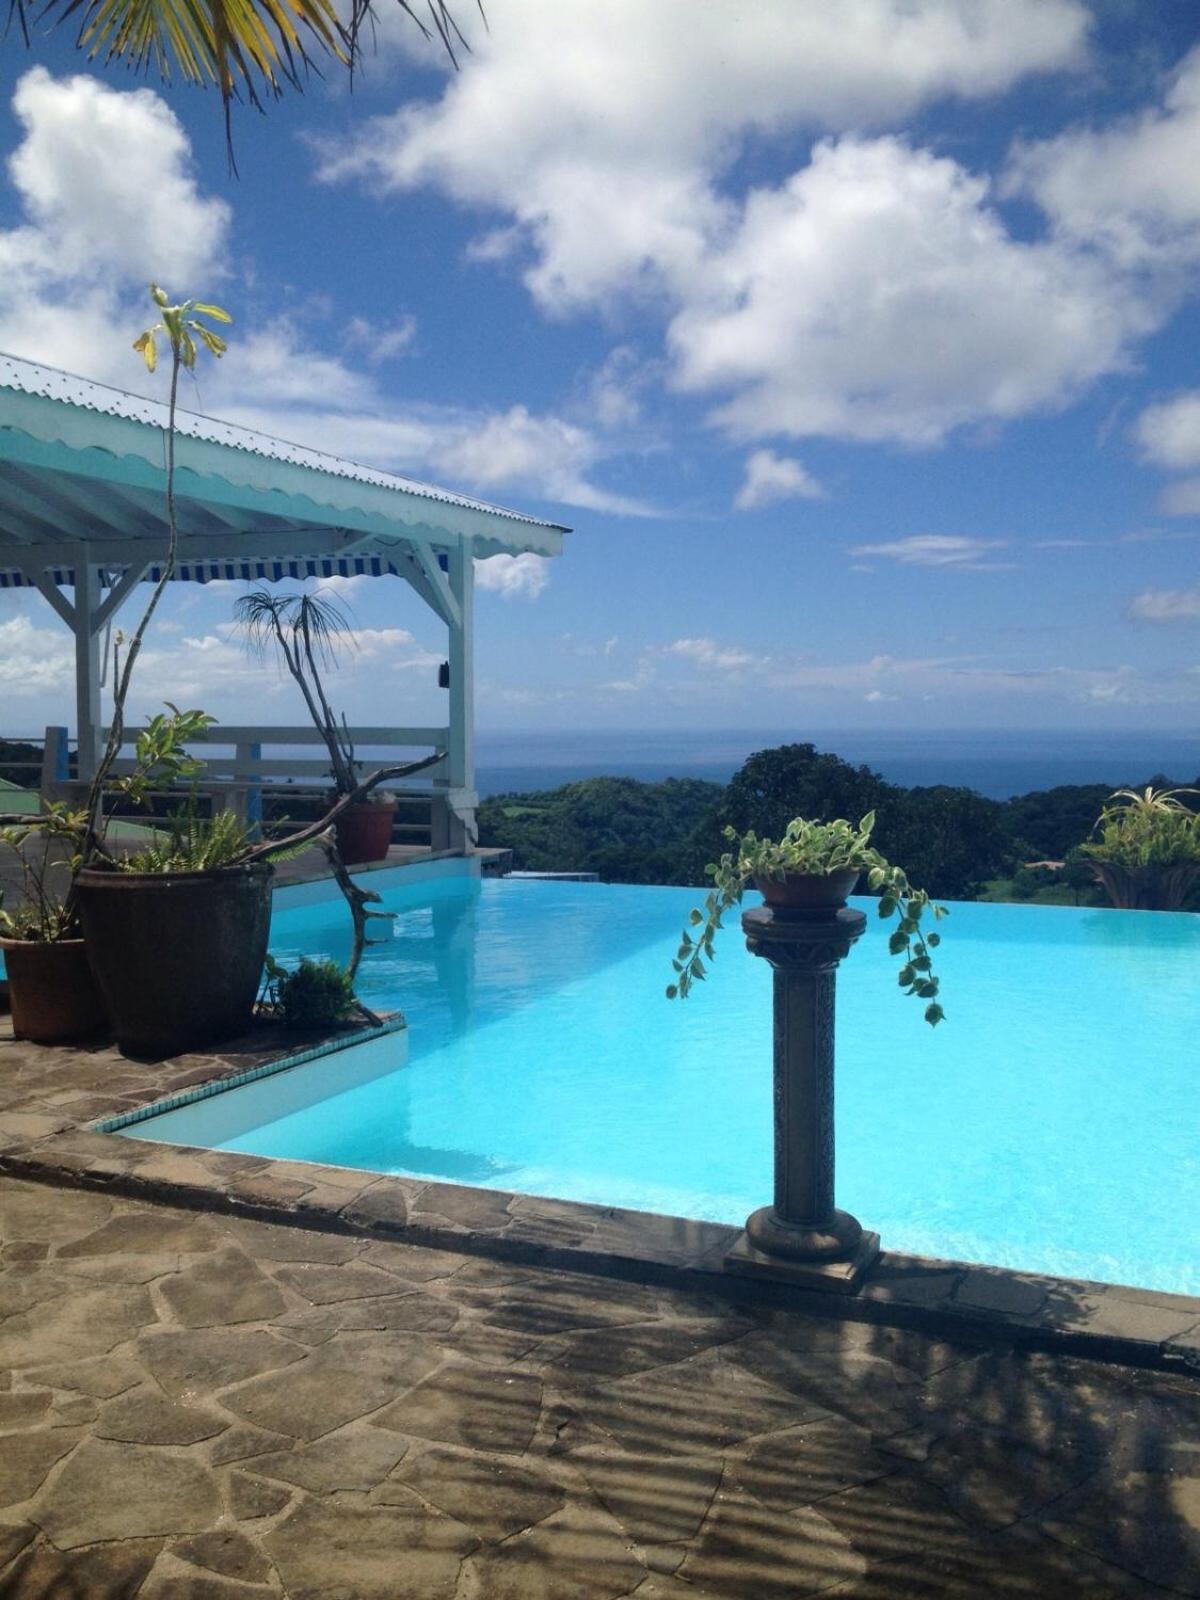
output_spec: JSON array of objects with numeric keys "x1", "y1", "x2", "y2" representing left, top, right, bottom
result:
[{"x1": 0, "y1": 352, "x2": 569, "y2": 536}]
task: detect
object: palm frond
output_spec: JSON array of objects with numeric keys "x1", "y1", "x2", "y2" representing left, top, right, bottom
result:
[
  {"x1": 234, "y1": 587, "x2": 355, "y2": 671},
  {"x1": 8, "y1": 0, "x2": 478, "y2": 163}
]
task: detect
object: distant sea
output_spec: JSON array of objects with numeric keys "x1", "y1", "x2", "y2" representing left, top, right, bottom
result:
[{"x1": 475, "y1": 729, "x2": 1200, "y2": 803}]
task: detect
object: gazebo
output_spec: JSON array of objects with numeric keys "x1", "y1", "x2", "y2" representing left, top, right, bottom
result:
[{"x1": 0, "y1": 354, "x2": 568, "y2": 850}]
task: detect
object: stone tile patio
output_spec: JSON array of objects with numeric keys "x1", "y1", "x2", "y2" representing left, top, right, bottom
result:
[
  {"x1": 0, "y1": 1172, "x2": 1197, "y2": 1599},
  {"x1": 0, "y1": 1005, "x2": 1197, "y2": 1595},
  {"x1": 0, "y1": 1017, "x2": 1198, "y2": 1372}
]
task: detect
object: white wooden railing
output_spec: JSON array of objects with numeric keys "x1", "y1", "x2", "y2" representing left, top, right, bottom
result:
[{"x1": 39, "y1": 724, "x2": 470, "y2": 851}]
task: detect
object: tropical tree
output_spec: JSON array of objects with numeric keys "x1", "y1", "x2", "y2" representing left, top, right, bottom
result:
[{"x1": 5, "y1": 0, "x2": 471, "y2": 153}]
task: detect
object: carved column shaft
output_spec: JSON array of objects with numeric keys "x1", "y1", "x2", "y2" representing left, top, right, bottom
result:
[
  {"x1": 771, "y1": 961, "x2": 837, "y2": 1227},
  {"x1": 729, "y1": 903, "x2": 879, "y2": 1287}
]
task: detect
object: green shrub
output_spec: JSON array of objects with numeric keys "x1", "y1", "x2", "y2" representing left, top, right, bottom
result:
[
  {"x1": 1081, "y1": 787, "x2": 1200, "y2": 869},
  {"x1": 265, "y1": 956, "x2": 356, "y2": 1029}
]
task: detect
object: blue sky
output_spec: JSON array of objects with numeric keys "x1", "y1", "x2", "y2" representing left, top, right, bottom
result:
[{"x1": 1, "y1": 0, "x2": 1200, "y2": 739}]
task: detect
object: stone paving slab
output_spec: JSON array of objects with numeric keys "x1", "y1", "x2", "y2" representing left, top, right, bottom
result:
[
  {"x1": 0, "y1": 1016, "x2": 1197, "y2": 1375},
  {"x1": 0, "y1": 1174, "x2": 1195, "y2": 1598}
]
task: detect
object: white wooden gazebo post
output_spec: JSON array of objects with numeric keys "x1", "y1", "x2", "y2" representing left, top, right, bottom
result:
[
  {"x1": 71, "y1": 557, "x2": 102, "y2": 781},
  {"x1": 445, "y1": 536, "x2": 476, "y2": 851}
]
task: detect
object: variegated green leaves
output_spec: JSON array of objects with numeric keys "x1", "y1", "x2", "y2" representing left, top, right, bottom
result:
[
  {"x1": 1082, "y1": 785, "x2": 1200, "y2": 870},
  {"x1": 667, "y1": 811, "x2": 949, "y2": 1027},
  {"x1": 133, "y1": 284, "x2": 231, "y2": 373}
]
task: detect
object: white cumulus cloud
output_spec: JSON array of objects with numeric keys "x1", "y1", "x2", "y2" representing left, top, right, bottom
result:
[
  {"x1": 474, "y1": 553, "x2": 550, "y2": 600},
  {"x1": 1134, "y1": 391, "x2": 1200, "y2": 471},
  {"x1": 320, "y1": 0, "x2": 1088, "y2": 314},
  {"x1": 735, "y1": 449, "x2": 826, "y2": 510},
  {"x1": 669, "y1": 137, "x2": 1149, "y2": 447},
  {"x1": 661, "y1": 637, "x2": 765, "y2": 672},
  {"x1": 0, "y1": 69, "x2": 229, "y2": 386},
  {"x1": 0, "y1": 614, "x2": 74, "y2": 692},
  {"x1": 4, "y1": 68, "x2": 228, "y2": 287},
  {"x1": 1007, "y1": 45, "x2": 1200, "y2": 271},
  {"x1": 315, "y1": 1, "x2": 1150, "y2": 450},
  {"x1": 0, "y1": 71, "x2": 638, "y2": 519}
]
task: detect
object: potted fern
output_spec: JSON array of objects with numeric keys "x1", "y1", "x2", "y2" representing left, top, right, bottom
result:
[
  {"x1": 74, "y1": 713, "x2": 429, "y2": 1057},
  {"x1": 74, "y1": 733, "x2": 275, "y2": 1057},
  {"x1": 668, "y1": 811, "x2": 948, "y2": 1026}
]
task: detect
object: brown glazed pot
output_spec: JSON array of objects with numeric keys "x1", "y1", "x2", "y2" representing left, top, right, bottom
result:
[
  {"x1": 1089, "y1": 860, "x2": 1200, "y2": 912},
  {"x1": 334, "y1": 799, "x2": 397, "y2": 866},
  {"x1": 0, "y1": 937, "x2": 108, "y2": 1044},
  {"x1": 75, "y1": 863, "x2": 272, "y2": 1059},
  {"x1": 754, "y1": 866, "x2": 861, "y2": 912}
]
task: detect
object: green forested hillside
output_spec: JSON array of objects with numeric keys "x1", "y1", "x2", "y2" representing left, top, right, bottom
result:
[
  {"x1": 477, "y1": 742, "x2": 1200, "y2": 904},
  {"x1": 477, "y1": 776, "x2": 723, "y2": 884}
]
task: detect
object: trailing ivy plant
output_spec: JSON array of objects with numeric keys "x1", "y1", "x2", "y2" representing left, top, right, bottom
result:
[{"x1": 666, "y1": 812, "x2": 948, "y2": 1026}]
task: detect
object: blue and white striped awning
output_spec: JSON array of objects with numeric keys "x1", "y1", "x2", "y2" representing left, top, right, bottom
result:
[{"x1": 0, "y1": 554, "x2": 418, "y2": 590}]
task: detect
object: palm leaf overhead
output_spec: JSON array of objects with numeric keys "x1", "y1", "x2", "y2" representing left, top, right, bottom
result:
[{"x1": 5, "y1": 0, "x2": 474, "y2": 154}]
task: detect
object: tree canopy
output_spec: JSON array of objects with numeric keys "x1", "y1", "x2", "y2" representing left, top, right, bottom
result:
[{"x1": 476, "y1": 740, "x2": 1200, "y2": 907}]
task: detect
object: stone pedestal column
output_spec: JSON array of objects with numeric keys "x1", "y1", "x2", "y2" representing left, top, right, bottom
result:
[{"x1": 726, "y1": 903, "x2": 880, "y2": 1293}]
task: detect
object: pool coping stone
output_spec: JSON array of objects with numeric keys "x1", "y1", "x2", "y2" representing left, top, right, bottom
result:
[{"x1": 0, "y1": 1013, "x2": 1197, "y2": 1378}]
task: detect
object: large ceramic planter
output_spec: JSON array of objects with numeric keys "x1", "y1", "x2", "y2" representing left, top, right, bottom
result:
[
  {"x1": 334, "y1": 799, "x2": 397, "y2": 866},
  {"x1": 755, "y1": 867, "x2": 861, "y2": 912},
  {"x1": 0, "y1": 937, "x2": 107, "y2": 1044},
  {"x1": 1089, "y1": 860, "x2": 1200, "y2": 912},
  {"x1": 75, "y1": 863, "x2": 273, "y2": 1058}
]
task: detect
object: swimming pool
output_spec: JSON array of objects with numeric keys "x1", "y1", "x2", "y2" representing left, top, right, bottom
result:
[{"x1": 123, "y1": 866, "x2": 1200, "y2": 1294}]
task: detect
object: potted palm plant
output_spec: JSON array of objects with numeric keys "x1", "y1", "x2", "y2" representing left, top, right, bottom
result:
[
  {"x1": 1081, "y1": 786, "x2": 1200, "y2": 911},
  {"x1": 59, "y1": 290, "x2": 263, "y2": 1057},
  {"x1": 72, "y1": 712, "x2": 277, "y2": 1057},
  {"x1": 234, "y1": 588, "x2": 398, "y2": 865},
  {"x1": 0, "y1": 287, "x2": 229, "y2": 1045},
  {"x1": 667, "y1": 811, "x2": 948, "y2": 1025},
  {"x1": 2, "y1": 286, "x2": 436, "y2": 1057},
  {"x1": 74, "y1": 716, "x2": 430, "y2": 1057}
]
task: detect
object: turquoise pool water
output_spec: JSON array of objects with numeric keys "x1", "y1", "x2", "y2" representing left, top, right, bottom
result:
[{"x1": 126, "y1": 872, "x2": 1200, "y2": 1293}]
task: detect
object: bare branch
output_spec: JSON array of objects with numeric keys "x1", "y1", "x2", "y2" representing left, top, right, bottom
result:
[{"x1": 241, "y1": 754, "x2": 442, "y2": 866}]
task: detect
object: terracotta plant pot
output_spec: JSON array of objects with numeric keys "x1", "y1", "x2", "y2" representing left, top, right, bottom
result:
[
  {"x1": 755, "y1": 867, "x2": 861, "y2": 912},
  {"x1": 0, "y1": 937, "x2": 108, "y2": 1044},
  {"x1": 334, "y1": 799, "x2": 397, "y2": 866},
  {"x1": 75, "y1": 863, "x2": 272, "y2": 1059}
]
